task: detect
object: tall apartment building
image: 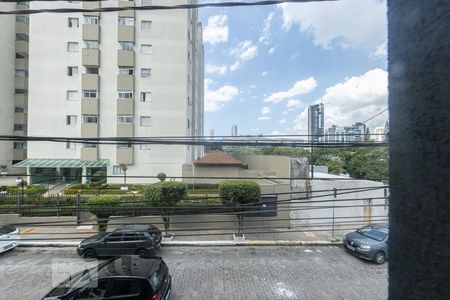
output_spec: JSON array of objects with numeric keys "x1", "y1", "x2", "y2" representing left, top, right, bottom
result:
[
  {"x1": 325, "y1": 122, "x2": 369, "y2": 143},
  {"x1": 231, "y1": 125, "x2": 238, "y2": 136},
  {"x1": 0, "y1": 2, "x2": 29, "y2": 170},
  {"x1": 16, "y1": 0, "x2": 204, "y2": 184},
  {"x1": 308, "y1": 103, "x2": 324, "y2": 143}
]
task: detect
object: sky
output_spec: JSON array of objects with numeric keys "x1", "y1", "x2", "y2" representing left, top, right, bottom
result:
[{"x1": 199, "y1": 0, "x2": 388, "y2": 136}]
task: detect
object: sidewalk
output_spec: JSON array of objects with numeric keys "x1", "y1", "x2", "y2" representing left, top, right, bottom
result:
[{"x1": 15, "y1": 223, "x2": 346, "y2": 247}]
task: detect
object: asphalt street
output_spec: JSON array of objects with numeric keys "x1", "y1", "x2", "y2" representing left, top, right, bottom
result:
[{"x1": 0, "y1": 246, "x2": 387, "y2": 300}]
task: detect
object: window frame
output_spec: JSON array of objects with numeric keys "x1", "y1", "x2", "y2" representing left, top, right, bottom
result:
[
  {"x1": 141, "y1": 44, "x2": 153, "y2": 55},
  {"x1": 84, "y1": 16, "x2": 99, "y2": 25},
  {"x1": 67, "y1": 42, "x2": 79, "y2": 52},
  {"x1": 117, "y1": 115, "x2": 134, "y2": 124},
  {"x1": 82, "y1": 90, "x2": 98, "y2": 98},
  {"x1": 67, "y1": 66, "x2": 78, "y2": 77},
  {"x1": 141, "y1": 68, "x2": 152, "y2": 78},
  {"x1": 82, "y1": 114, "x2": 98, "y2": 124},
  {"x1": 141, "y1": 20, "x2": 152, "y2": 31},
  {"x1": 119, "y1": 42, "x2": 134, "y2": 51},
  {"x1": 68, "y1": 17, "x2": 79, "y2": 28},
  {"x1": 66, "y1": 90, "x2": 79, "y2": 101},
  {"x1": 119, "y1": 67, "x2": 134, "y2": 75},
  {"x1": 118, "y1": 91, "x2": 134, "y2": 99},
  {"x1": 66, "y1": 115, "x2": 77, "y2": 126},
  {"x1": 84, "y1": 40, "x2": 99, "y2": 49},
  {"x1": 118, "y1": 17, "x2": 135, "y2": 26},
  {"x1": 141, "y1": 92, "x2": 152, "y2": 102},
  {"x1": 140, "y1": 116, "x2": 151, "y2": 127}
]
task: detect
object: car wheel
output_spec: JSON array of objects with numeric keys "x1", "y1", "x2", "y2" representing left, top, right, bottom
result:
[
  {"x1": 374, "y1": 251, "x2": 386, "y2": 264},
  {"x1": 136, "y1": 248, "x2": 149, "y2": 257},
  {"x1": 83, "y1": 249, "x2": 96, "y2": 259}
]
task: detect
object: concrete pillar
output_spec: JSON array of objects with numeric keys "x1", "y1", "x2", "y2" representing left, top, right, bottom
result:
[{"x1": 388, "y1": 1, "x2": 450, "y2": 299}]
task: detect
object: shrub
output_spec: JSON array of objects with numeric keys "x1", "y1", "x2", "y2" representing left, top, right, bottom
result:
[
  {"x1": 219, "y1": 180, "x2": 261, "y2": 237},
  {"x1": 143, "y1": 181, "x2": 187, "y2": 234},
  {"x1": 185, "y1": 183, "x2": 219, "y2": 189},
  {"x1": 85, "y1": 195, "x2": 120, "y2": 232},
  {"x1": 156, "y1": 172, "x2": 166, "y2": 182}
]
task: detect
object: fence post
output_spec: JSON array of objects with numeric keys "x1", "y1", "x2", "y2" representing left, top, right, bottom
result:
[
  {"x1": 56, "y1": 193, "x2": 60, "y2": 217},
  {"x1": 205, "y1": 194, "x2": 208, "y2": 214},
  {"x1": 133, "y1": 193, "x2": 136, "y2": 217},
  {"x1": 17, "y1": 193, "x2": 22, "y2": 216},
  {"x1": 76, "y1": 193, "x2": 81, "y2": 226},
  {"x1": 332, "y1": 188, "x2": 337, "y2": 238}
]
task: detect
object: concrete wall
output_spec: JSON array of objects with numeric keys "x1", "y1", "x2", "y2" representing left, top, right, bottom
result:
[
  {"x1": 290, "y1": 179, "x2": 388, "y2": 228},
  {"x1": 234, "y1": 155, "x2": 291, "y2": 178}
]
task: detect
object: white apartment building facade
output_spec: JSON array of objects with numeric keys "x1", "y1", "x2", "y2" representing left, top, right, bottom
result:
[{"x1": 17, "y1": 0, "x2": 204, "y2": 184}]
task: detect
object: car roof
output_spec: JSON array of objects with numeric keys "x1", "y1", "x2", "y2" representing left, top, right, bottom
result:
[
  {"x1": 115, "y1": 224, "x2": 158, "y2": 232},
  {"x1": 368, "y1": 223, "x2": 389, "y2": 232},
  {"x1": 97, "y1": 256, "x2": 162, "y2": 279}
]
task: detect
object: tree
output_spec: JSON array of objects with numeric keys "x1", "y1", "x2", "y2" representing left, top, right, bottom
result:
[
  {"x1": 218, "y1": 180, "x2": 261, "y2": 237},
  {"x1": 86, "y1": 195, "x2": 120, "y2": 232},
  {"x1": 143, "y1": 181, "x2": 186, "y2": 236},
  {"x1": 347, "y1": 147, "x2": 389, "y2": 181},
  {"x1": 119, "y1": 163, "x2": 128, "y2": 184},
  {"x1": 156, "y1": 172, "x2": 166, "y2": 182}
]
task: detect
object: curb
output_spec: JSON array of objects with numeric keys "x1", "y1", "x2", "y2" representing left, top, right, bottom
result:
[{"x1": 18, "y1": 240, "x2": 342, "y2": 248}]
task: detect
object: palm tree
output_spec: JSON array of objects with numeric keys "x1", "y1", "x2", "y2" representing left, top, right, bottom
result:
[{"x1": 119, "y1": 163, "x2": 128, "y2": 184}]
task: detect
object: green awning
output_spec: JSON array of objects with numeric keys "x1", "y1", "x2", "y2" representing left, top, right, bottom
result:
[{"x1": 13, "y1": 159, "x2": 109, "y2": 168}]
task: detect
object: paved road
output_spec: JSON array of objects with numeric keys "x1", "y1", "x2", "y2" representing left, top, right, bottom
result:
[{"x1": 0, "y1": 246, "x2": 387, "y2": 300}]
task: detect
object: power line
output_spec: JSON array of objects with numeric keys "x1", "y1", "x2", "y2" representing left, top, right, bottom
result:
[
  {"x1": 0, "y1": 0, "x2": 337, "y2": 15},
  {"x1": 362, "y1": 108, "x2": 389, "y2": 124}
]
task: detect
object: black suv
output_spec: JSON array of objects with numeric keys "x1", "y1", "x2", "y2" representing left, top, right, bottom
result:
[
  {"x1": 77, "y1": 225, "x2": 162, "y2": 258},
  {"x1": 42, "y1": 256, "x2": 171, "y2": 300}
]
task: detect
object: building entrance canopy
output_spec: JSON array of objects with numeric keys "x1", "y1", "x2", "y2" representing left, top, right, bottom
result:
[{"x1": 13, "y1": 159, "x2": 109, "y2": 169}]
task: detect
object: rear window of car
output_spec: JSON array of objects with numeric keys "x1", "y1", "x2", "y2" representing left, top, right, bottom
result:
[
  {"x1": 0, "y1": 225, "x2": 16, "y2": 235},
  {"x1": 149, "y1": 263, "x2": 166, "y2": 291},
  {"x1": 110, "y1": 279, "x2": 141, "y2": 297},
  {"x1": 358, "y1": 226, "x2": 388, "y2": 242}
]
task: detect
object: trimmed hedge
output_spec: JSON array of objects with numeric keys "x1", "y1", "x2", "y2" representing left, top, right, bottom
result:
[
  {"x1": 86, "y1": 195, "x2": 121, "y2": 231},
  {"x1": 144, "y1": 181, "x2": 187, "y2": 209},
  {"x1": 185, "y1": 183, "x2": 219, "y2": 189},
  {"x1": 187, "y1": 189, "x2": 219, "y2": 195},
  {"x1": 218, "y1": 180, "x2": 261, "y2": 207}
]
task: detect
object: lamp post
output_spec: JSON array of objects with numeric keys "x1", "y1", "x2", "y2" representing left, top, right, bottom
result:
[{"x1": 16, "y1": 177, "x2": 24, "y2": 215}]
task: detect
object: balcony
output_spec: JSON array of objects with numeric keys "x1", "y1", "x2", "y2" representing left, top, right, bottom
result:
[
  {"x1": 82, "y1": 74, "x2": 99, "y2": 90},
  {"x1": 15, "y1": 58, "x2": 28, "y2": 70},
  {"x1": 81, "y1": 147, "x2": 98, "y2": 161},
  {"x1": 118, "y1": 25, "x2": 135, "y2": 42},
  {"x1": 81, "y1": 98, "x2": 99, "y2": 115},
  {"x1": 117, "y1": 74, "x2": 134, "y2": 90},
  {"x1": 14, "y1": 76, "x2": 28, "y2": 89},
  {"x1": 82, "y1": 24, "x2": 100, "y2": 41},
  {"x1": 117, "y1": 123, "x2": 134, "y2": 137},
  {"x1": 117, "y1": 147, "x2": 134, "y2": 165},
  {"x1": 118, "y1": 0, "x2": 135, "y2": 18},
  {"x1": 14, "y1": 112, "x2": 27, "y2": 124},
  {"x1": 13, "y1": 149, "x2": 27, "y2": 161},
  {"x1": 83, "y1": 1, "x2": 100, "y2": 16},
  {"x1": 117, "y1": 50, "x2": 134, "y2": 67},
  {"x1": 14, "y1": 94, "x2": 27, "y2": 107},
  {"x1": 15, "y1": 22, "x2": 29, "y2": 35},
  {"x1": 82, "y1": 48, "x2": 100, "y2": 66},
  {"x1": 13, "y1": 130, "x2": 27, "y2": 137},
  {"x1": 117, "y1": 99, "x2": 134, "y2": 115},
  {"x1": 15, "y1": 40, "x2": 28, "y2": 55},
  {"x1": 81, "y1": 123, "x2": 99, "y2": 138}
]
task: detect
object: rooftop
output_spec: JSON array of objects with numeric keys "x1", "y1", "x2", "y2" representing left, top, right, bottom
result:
[{"x1": 194, "y1": 151, "x2": 243, "y2": 166}]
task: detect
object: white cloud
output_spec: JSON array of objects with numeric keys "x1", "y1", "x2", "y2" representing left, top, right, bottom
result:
[
  {"x1": 204, "y1": 79, "x2": 239, "y2": 112},
  {"x1": 271, "y1": 130, "x2": 282, "y2": 135},
  {"x1": 278, "y1": 0, "x2": 387, "y2": 52},
  {"x1": 286, "y1": 99, "x2": 305, "y2": 109},
  {"x1": 293, "y1": 68, "x2": 388, "y2": 133},
  {"x1": 229, "y1": 40, "x2": 258, "y2": 70},
  {"x1": 261, "y1": 71, "x2": 268, "y2": 76},
  {"x1": 259, "y1": 12, "x2": 274, "y2": 43},
  {"x1": 258, "y1": 116, "x2": 271, "y2": 121},
  {"x1": 371, "y1": 40, "x2": 387, "y2": 58},
  {"x1": 258, "y1": 106, "x2": 272, "y2": 121},
  {"x1": 205, "y1": 64, "x2": 228, "y2": 75},
  {"x1": 268, "y1": 47, "x2": 276, "y2": 55},
  {"x1": 279, "y1": 118, "x2": 287, "y2": 124},
  {"x1": 264, "y1": 77, "x2": 317, "y2": 103},
  {"x1": 203, "y1": 15, "x2": 229, "y2": 45}
]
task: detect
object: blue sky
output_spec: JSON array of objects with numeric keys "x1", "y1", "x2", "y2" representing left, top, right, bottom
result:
[{"x1": 198, "y1": 0, "x2": 388, "y2": 136}]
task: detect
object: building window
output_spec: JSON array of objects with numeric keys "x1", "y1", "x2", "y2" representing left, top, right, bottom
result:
[
  {"x1": 83, "y1": 143, "x2": 97, "y2": 148},
  {"x1": 140, "y1": 116, "x2": 151, "y2": 127},
  {"x1": 68, "y1": 17, "x2": 79, "y2": 28},
  {"x1": 66, "y1": 90, "x2": 79, "y2": 101},
  {"x1": 119, "y1": 67, "x2": 134, "y2": 75},
  {"x1": 15, "y1": 69, "x2": 27, "y2": 77},
  {"x1": 118, "y1": 115, "x2": 134, "y2": 124},
  {"x1": 118, "y1": 17, "x2": 134, "y2": 26},
  {"x1": 140, "y1": 92, "x2": 151, "y2": 102},
  {"x1": 13, "y1": 142, "x2": 26, "y2": 150},
  {"x1": 141, "y1": 68, "x2": 151, "y2": 78},
  {"x1": 187, "y1": 96, "x2": 191, "y2": 106},
  {"x1": 14, "y1": 124, "x2": 26, "y2": 131},
  {"x1": 85, "y1": 67, "x2": 99, "y2": 74},
  {"x1": 15, "y1": 89, "x2": 27, "y2": 94},
  {"x1": 142, "y1": 0, "x2": 152, "y2": 5},
  {"x1": 141, "y1": 44, "x2": 152, "y2": 55},
  {"x1": 66, "y1": 142, "x2": 76, "y2": 150},
  {"x1": 118, "y1": 91, "x2": 133, "y2": 99},
  {"x1": 67, "y1": 42, "x2": 79, "y2": 52},
  {"x1": 67, "y1": 66, "x2": 78, "y2": 77},
  {"x1": 187, "y1": 119, "x2": 191, "y2": 130},
  {"x1": 140, "y1": 144, "x2": 151, "y2": 150},
  {"x1": 16, "y1": 33, "x2": 29, "y2": 42},
  {"x1": 16, "y1": 16, "x2": 28, "y2": 24},
  {"x1": 113, "y1": 166, "x2": 125, "y2": 175},
  {"x1": 66, "y1": 115, "x2": 77, "y2": 126},
  {"x1": 119, "y1": 42, "x2": 134, "y2": 51},
  {"x1": 84, "y1": 40, "x2": 99, "y2": 49},
  {"x1": 82, "y1": 114, "x2": 98, "y2": 123},
  {"x1": 14, "y1": 107, "x2": 25, "y2": 113},
  {"x1": 82, "y1": 90, "x2": 98, "y2": 98},
  {"x1": 84, "y1": 16, "x2": 99, "y2": 25},
  {"x1": 141, "y1": 20, "x2": 152, "y2": 31}
]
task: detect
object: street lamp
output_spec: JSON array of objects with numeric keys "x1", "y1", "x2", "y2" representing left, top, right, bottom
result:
[{"x1": 16, "y1": 177, "x2": 24, "y2": 215}]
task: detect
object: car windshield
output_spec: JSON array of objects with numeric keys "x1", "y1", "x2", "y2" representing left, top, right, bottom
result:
[{"x1": 358, "y1": 227, "x2": 388, "y2": 242}]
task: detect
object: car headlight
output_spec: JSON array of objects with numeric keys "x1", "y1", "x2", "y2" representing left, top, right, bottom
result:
[{"x1": 359, "y1": 244, "x2": 371, "y2": 250}]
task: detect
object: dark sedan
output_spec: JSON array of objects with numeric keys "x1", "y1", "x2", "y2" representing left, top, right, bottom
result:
[
  {"x1": 77, "y1": 224, "x2": 162, "y2": 258},
  {"x1": 42, "y1": 256, "x2": 171, "y2": 300},
  {"x1": 343, "y1": 224, "x2": 389, "y2": 264}
]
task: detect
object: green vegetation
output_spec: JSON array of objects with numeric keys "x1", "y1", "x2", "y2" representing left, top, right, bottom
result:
[
  {"x1": 156, "y1": 172, "x2": 167, "y2": 182},
  {"x1": 86, "y1": 195, "x2": 120, "y2": 232},
  {"x1": 219, "y1": 180, "x2": 261, "y2": 237},
  {"x1": 143, "y1": 181, "x2": 187, "y2": 235}
]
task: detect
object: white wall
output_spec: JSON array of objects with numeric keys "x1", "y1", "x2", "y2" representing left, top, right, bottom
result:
[{"x1": 0, "y1": 3, "x2": 16, "y2": 168}]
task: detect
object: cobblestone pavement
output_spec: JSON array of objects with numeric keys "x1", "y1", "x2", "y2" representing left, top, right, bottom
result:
[{"x1": 0, "y1": 246, "x2": 387, "y2": 300}]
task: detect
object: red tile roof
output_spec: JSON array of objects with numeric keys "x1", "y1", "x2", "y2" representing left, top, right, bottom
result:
[{"x1": 194, "y1": 151, "x2": 243, "y2": 166}]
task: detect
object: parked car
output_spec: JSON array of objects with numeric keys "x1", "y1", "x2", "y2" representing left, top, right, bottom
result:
[
  {"x1": 42, "y1": 255, "x2": 171, "y2": 300},
  {"x1": 0, "y1": 224, "x2": 20, "y2": 254},
  {"x1": 343, "y1": 224, "x2": 389, "y2": 264},
  {"x1": 77, "y1": 224, "x2": 162, "y2": 258}
]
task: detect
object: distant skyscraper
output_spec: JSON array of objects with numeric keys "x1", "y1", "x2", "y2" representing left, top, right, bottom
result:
[
  {"x1": 383, "y1": 121, "x2": 389, "y2": 143},
  {"x1": 231, "y1": 125, "x2": 238, "y2": 136},
  {"x1": 374, "y1": 127, "x2": 385, "y2": 142},
  {"x1": 308, "y1": 103, "x2": 324, "y2": 143}
]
